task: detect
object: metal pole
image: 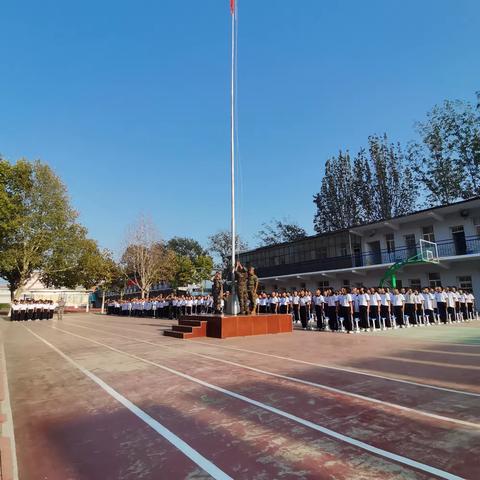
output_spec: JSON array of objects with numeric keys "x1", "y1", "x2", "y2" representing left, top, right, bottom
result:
[{"x1": 230, "y1": 6, "x2": 237, "y2": 312}]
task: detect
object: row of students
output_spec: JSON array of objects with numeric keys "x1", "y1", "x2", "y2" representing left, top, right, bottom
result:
[
  {"x1": 106, "y1": 295, "x2": 220, "y2": 318},
  {"x1": 9, "y1": 300, "x2": 56, "y2": 321},
  {"x1": 255, "y1": 286, "x2": 476, "y2": 333}
]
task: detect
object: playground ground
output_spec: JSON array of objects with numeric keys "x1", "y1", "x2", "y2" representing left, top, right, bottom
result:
[{"x1": 1, "y1": 313, "x2": 480, "y2": 479}]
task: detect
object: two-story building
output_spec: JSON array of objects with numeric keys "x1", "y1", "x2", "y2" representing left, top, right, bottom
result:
[{"x1": 239, "y1": 197, "x2": 480, "y2": 301}]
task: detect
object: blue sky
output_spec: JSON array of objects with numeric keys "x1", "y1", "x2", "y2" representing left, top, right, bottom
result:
[{"x1": 1, "y1": 0, "x2": 479, "y2": 256}]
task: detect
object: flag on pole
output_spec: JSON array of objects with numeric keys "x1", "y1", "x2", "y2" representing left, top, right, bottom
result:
[{"x1": 230, "y1": 0, "x2": 235, "y2": 15}]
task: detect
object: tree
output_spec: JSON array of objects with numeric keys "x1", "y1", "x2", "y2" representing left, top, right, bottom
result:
[
  {"x1": 313, "y1": 151, "x2": 360, "y2": 233},
  {"x1": 409, "y1": 92, "x2": 480, "y2": 205},
  {"x1": 167, "y1": 237, "x2": 213, "y2": 288},
  {"x1": 207, "y1": 230, "x2": 248, "y2": 276},
  {"x1": 121, "y1": 216, "x2": 176, "y2": 298},
  {"x1": 166, "y1": 237, "x2": 207, "y2": 259},
  {"x1": 0, "y1": 158, "x2": 103, "y2": 299},
  {"x1": 256, "y1": 218, "x2": 307, "y2": 246},
  {"x1": 368, "y1": 134, "x2": 417, "y2": 219}
]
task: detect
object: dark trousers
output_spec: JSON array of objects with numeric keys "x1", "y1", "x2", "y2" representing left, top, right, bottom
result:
[
  {"x1": 416, "y1": 305, "x2": 424, "y2": 323},
  {"x1": 299, "y1": 306, "x2": 308, "y2": 328},
  {"x1": 447, "y1": 306, "x2": 456, "y2": 322},
  {"x1": 279, "y1": 305, "x2": 287, "y2": 314},
  {"x1": 327, "y1": 306, "x2": 337, "y2": 331},
  {"x1": 341, "y1": 306, "x2": 353, "y2": 332},
  {"x1": 315, "y1": 305, "x2": 324, "y2": 329},
  {"x1": 292, "y1": 304, "x2": 300, "y2": 322},
  {"x1": 437, "y1": 302, "x2": 447, "y2": 323},
  {"x1": 404, "y1": 303, "x2": 416, "y2": 324},
  {"x1": 380, "y1": 305, "x2": 391, "y2": 327},
  {"x1": 369, "y1": 305, "x2": 379, "y2": 328},
  {"x1": 359, "y1": 305, "x2": 369, "y2": 329},
  {"x1": 270, "y1": 304, "x2": 278, "y2": 314},
  {"x1": 425, "y1": 309, "x2": 435, "y2": 323},
  {"x1": 394, "y1": 305, "x2": 404, "y2": 326}
]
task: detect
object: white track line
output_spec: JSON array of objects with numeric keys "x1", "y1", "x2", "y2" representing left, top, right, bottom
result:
[
  {"x1": 1, "y1": 342, "x2": 19, "y2": 480},
  {"x1": 44, "y1": 324, "x2": 464, "y2": 480},
  {"x1": 24, "y1": 326, "x2": 232, "y2": 480},
  {"x1": 64, "y1": 321, "x2": 480, "y2": 430},
  {"x1": 73, "y1": 318, "x2": 480, "y2": 398}
]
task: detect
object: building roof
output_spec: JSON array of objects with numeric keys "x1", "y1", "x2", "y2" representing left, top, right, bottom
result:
[{"x1": 241, "y1": 196, "x2": 480, "y2": 255}]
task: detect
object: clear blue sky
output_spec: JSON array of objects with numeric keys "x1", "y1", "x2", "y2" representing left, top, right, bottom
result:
[{"x1": 1, "y1": 0, "x2": 479, "y2": 255}]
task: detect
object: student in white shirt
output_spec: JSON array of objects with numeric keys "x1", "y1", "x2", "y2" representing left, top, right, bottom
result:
[
  {"x1": 391, "y1": 289, "x2": 405, "y2": 326},
  {"x1": 325, "y1": 289, "x2": 338, "y2": 331},
  {"x1": 298, "y1": 291, "x2": 310, "y2": 329},
  {"x1": 404, "y1": 288, "x2": 416, "y2": 325},
  {"x1": 357, "y1": 288, "x2": 370, "y2": 330},
  {"x1": 292, "y1": 291, "x2": 300, "y2": 323},
  {"x1": 269, "y1": 292, "x2": 279, "y2": 314},
  {"x1": 466, "y1": 291, "x2": 475, "y2": 319},
  {"x1": 434, "y1": 287, "x2": 448, "y2": 323},
  {"x1": 379, "y1": 288, "x2": 392, "y2": 327},
  {"x1": 339, "y1": 288, "x2": 353, "y2": 332},
  {"x1": 279, "y1": 292, "x2": 289, "y2": 315},
  {"x1": 313, "y1": 289, "x2": 325, "y2": 330},
  {"x1": 368, "y1": 288, "x2": 381, "y2": 329},
  {"x1": 458, "y1": 290, "x2": 467, "y2": 320}
]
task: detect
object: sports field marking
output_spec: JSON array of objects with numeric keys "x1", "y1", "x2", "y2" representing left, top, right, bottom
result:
[
  {"x1": 23, "y1": 326, "x2": 232, "y2": 480},
  {"x1": 44, "y1": 324, "x2": 465, "y2": 480},
  {"x1": 72, "y1": 317, "x2": 480, "y2": 398},
  {"x1": 64, "y1": 321, "x2": 480, "y2": 429},
  {"x1": 409, "y1": 349, "x2": 480, "y2": 357},
  {"x1": 379, "y1": 356, "x2": 480, "y2": 370}
]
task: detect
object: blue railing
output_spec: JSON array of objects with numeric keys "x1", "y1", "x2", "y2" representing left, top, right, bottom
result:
[{"x1": 253, "y1": 235, "x2": 480, "y2": 278}]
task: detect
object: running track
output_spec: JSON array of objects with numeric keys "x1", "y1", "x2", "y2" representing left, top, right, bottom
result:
[{"x1": 2, "y1": 313, "x2": 480, "y2": 479}]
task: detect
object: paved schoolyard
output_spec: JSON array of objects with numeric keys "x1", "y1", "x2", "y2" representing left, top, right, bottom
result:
[{"x1": 2, "y1": 313, "x2": 480, "y2": 479}]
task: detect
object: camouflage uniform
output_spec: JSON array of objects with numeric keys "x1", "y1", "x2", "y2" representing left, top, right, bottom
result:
[
  {"x1": 235, "y1": 265, "x2": 248, "y2": 315},
  {"x1": 247, "y1": 271, "x2": 259, "y2": 315},
  {"x1": 212, "y1": 276, "x2": 223, "y2": 314}
]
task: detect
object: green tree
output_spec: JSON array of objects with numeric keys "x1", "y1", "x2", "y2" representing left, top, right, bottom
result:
[
  {"x1": 207, "y1": 230, "x2": 248, "y2": 277},
  {"x1": 0, "y1": 158, "x2": 103, "y2": 299},
  {"x1": 409, "y1": 93, "x2": 480, "y2": 205},
  {"x1": 313, "y1": 151, "x2": 359, "y2": 233},
  {"x1": 166, "y1": 237, "x2": 207, "y2": 259},
  {"x1": 256, "y1": 218, "x2": 307, "y2": 247}
]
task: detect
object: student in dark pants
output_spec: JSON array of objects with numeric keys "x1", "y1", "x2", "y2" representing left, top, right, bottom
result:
[{"x1": 299, "y1": 292, "x2": 309, "y2": 329}]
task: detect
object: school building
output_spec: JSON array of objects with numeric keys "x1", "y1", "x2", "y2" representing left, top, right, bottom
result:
[{"x1": 239, "y1": 197, "x2": 480, "y2": 301}]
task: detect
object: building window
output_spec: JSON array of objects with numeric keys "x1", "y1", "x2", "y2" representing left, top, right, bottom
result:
[
  {"x1": 409, "y1": 279, "x2": 421, "y2": 289},
  {"x1": 405, "y1": 234, "x2": 417, "y2": 257},
  {"x1": 340, "y1": 243, "x2": 348, "y2": 256},
  {"x1": 428, "y1": 272, "x2": 442, "y2": 288},
  {"x1": 422, "y1": 226, "x2": 435, "y2": 243},
  {"x1": 318, "y1": 280, "x2": 329, "y2": 288},
  {"x1": 300, "y1": 282, "x2": 306, "y2": 290},
  {"x1": 318, "y1": 247, "x2": 328, "y2": 258},
  {"x1": 457, "y1": 276, "x2": 472, "y2": 290},
  {"x1": 396, "y1": 279, "x2": 403, "y2": 288},
  {"x1": 386, "y1": 234, "x2": 395, "y2": 253},
  {"x1": 343, "y1": 279, "x2": 350, "y2": 287}
]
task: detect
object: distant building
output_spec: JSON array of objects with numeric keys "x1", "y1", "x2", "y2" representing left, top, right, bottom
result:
[
  {"x1": 0, "y1": 274, "x2": 90, "y2": 308},
  {"x1": 239, "y1": 197, "x2": 480, "y2": 300}
]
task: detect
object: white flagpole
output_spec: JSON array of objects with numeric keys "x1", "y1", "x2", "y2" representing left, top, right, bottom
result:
[{"x1": 229, "y1": 2, "x2": 237, "y2": 314}]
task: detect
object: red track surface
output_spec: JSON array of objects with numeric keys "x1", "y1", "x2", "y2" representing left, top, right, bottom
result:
[{"x1": 2, "y1": 314, "x2": 480, "y2": 479}]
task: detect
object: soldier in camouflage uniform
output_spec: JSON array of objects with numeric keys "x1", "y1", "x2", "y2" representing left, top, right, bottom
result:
[
  {"x1": 235, "y1": 261, "x2": 248, "y2": 315},
  {"x1": 212, "y1": 271, "x2": 224, "y2": 314},
  {"x1": 247, "y1": 266, "x2": 259, "y2": 315}
]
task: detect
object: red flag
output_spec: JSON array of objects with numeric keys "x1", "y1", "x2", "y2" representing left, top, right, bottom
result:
[{"x1": 230, "y1": 0, "x2": 235, "y2": 15}]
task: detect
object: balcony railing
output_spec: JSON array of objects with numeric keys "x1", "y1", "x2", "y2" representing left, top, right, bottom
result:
[{"x1": 252, "y1": 235, "x2": 480, "y2": 279}]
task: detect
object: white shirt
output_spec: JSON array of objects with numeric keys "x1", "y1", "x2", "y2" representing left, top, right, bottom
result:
[
  {"x1": 422, "y1": 293, "x2": 434, "y2": 310},
  {"x1": 380, "y1": 293, "x2": 391, "y2": 306},
  {"x1": 392, "y1": 294, "x2": 405, "y2": 307},
  {"x1": 326, "y1": 295, "x2": 337, "y2": 307},
  {"x1": 339, "y1": 294, "x2": 352, "y2": 307},
  {"x1": 357, "y1": 293, "x2": 369, "y2": 307}
]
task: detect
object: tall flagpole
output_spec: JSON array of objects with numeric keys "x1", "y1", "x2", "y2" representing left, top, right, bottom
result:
[{"x1": 229, "y1": 0, "x2": 238, "y2": 314}]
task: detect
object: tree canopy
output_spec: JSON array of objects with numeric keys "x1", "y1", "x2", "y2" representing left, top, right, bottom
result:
[
  {"x1": 256, "y1": 218, "x2": 307, "y2": 246},
  {"x1": 0, "y1": 158, "x2": 107, "y2": 298}
]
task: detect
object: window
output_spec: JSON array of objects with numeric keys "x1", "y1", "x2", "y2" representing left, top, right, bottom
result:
[
  {"x1": 318, "y1": 246, "x2": 328, "y2": 258},
  {"x1": 457, "y1": 276, "x2": 472, "y2": 290},
  {"x1": 340, "y1": 243, "x2": 348, "y2": 256},
  {"x1": 405, "y1": 234, "x2": 417, "y2": 256},
  {"x1": 409, "y1": 279, "x2": 421, "y2": 289},
  {"x1": 422, "y1": 226, "x2": 435, "y2": 243},
  {"x1": 386, "y1": 234, "x2": 395, "y2": 253},
  {"x1": 318, "y1": 280, "x2": 329, "y2": 288},
  {"x1": 273, "y1": 284, "x2": 278, "y2": 291},
  {"x1": 300, "y1": 282, "x2": 306, "y2": 290},
  {"x1": 343, "y1": 279, "x2": 350, "y2": 287},
  {"x1": 473, "y1": 217, "x2": 480, "y2": 236},
  {"x1": 396, "y1": 279, "x2": 403, "y2": 288},
  {"x1": 428, "y1": 272, "x2": 442, "y2": 288}
]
